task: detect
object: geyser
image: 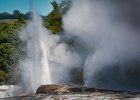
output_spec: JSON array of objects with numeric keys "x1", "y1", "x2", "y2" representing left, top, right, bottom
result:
[
  {"x1": 13, "y1": 11, "x2": 82, "y2": 95},
  {"x1": 63, "y1": 0, "x2": 140, "y2": 91},
  {"x1": 18, "y1": 13, "x2": 52, "y2": 93},
  {"x1": 13, "y1": 0, "x2": 140, "y2": 96}
]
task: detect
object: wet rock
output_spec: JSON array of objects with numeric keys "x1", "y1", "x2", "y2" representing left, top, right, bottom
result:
[
  {"x1": 3, "y1": 85, "x2": 140, "y2": 100},
  {"x1": 36, "y1": 85, "x2": 97, "y2": 94},
  {"x1": 36, "y1": 85, "x2": 71, "y2": 94}
]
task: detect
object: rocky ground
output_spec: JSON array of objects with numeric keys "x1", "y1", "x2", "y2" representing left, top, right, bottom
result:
[
  {"x1": 1, "y1": 85, "x2": 140, "y2": 100},
  {"x1": 0, "y1": 85, "x2": 14, "y2": 98},
  {"x1": 2, "y1": 92, "x2": 140, "y2": 100}
]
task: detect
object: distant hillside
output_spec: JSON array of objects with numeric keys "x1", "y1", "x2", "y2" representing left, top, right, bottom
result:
[{"x1": 0, "y1": 10, "x2": 32, "y2": 20}]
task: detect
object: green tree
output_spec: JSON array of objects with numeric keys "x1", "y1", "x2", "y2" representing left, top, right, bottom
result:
[
  {"x1": 0, "y1": 20, "x2": 25, "y2": 84},
  {"x1": 44, "y1": 0, "x2": 71, "y2": 34},
  {"x1": 17, "y1": 13, "x2": 26, "y2": 24}
]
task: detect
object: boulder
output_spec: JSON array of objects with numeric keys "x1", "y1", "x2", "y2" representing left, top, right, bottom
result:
[
  {"x1": 36, "y1": 84, "x2": 71, "y2": 94},
  {"x1": 36, "y1": 84, "x2": 96, "y2": 94}
]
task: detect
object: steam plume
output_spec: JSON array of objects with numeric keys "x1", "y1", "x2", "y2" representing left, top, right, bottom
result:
[
  {"x1": 13, "y1": 13, "x2": 82, "y2": 95},
  {"x1": 13, "y1": 0, "x2": 140, "y2": 95},
  {"x1": 63, "y1": 0, "x2": 140, "y2": 91}
]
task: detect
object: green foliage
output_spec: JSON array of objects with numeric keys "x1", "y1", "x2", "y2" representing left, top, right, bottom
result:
[
  {"x1": 0, "y1": 19, "x2": 25, "y2": 84},
  {"x1": 45, "y1": 11, "x2": 63, "y2": 34},
  {"x1": 44, "y1": 0, "x2": 71, "y2": 34},
  {"x1": 0, "y1": 71, "x2": 6, "y2": 82},
  {"x1": 17, "y1": 13, "x2": 26, "y2": 24},
  {"x1": 0, "y1": 43, "x2": 19, "y2": 72}
]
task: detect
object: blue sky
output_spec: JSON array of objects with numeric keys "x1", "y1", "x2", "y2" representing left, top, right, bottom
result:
[{"x1": 0, "y1": 0, "x2": 61, "y2": 16}]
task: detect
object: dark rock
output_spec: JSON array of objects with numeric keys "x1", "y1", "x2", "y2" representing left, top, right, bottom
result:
[
  {"x1": 36, "y1": 85, "x2": 97, "y2": 94},
  {"x1": 36, "y1": 85, "x2": 71, "y2": 94},
  {"x1": 68, "y1": 88, "x2": 83, "y2": 92},
  {"x1": 37, "y1": 84, "x2": 140, "y2": 95}
]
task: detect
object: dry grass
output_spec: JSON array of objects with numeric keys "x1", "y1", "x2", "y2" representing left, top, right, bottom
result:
[{"x1": 0, "y1": 19, "x2": 17, "y2": 23}]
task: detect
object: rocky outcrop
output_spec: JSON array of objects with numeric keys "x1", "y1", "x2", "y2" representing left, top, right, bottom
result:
[
  {"x1": 36, "y1": 84, "x2": 98, "y2": 94},
  {"x1": 36, "y1": 85, "x2": 71, "y2": 94},
  {"x1": 37, "y1": 84, "x2": 140, "y2": 95}
]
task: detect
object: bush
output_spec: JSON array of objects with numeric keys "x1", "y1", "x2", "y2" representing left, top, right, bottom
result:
[
  {"x1": 0, "y1": 71, "x2": 6, "y2": 82},
  {"x1": 0, "y1": 19, "x2": 25, "y2": 84}
]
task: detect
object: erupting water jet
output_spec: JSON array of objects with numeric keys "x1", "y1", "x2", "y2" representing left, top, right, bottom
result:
[{"x1": 12, "y1": 0, "x2": 140, "y2": 96}]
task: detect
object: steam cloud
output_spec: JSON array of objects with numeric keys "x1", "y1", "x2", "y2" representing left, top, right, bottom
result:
[
  {"x1": 63, "y1": 0, "x2": 140, "y2": 91},
  {"x1": 13, "y1": 12, "x2": 82, "y2": 95},
  {"x1": 13, "y1": 0, "x2": 140, "y2": 95}
]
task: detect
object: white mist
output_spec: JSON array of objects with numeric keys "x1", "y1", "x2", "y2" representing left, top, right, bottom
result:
[
  {"x1": 12, "y1": 10, "x2": 83, "y2": 95},
  {"x1": 63, "y1": 0, "x2": 140, "y2": 91},
  {"x1": 18, "y1": 13, "x2": 51, "y2": 94}
]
